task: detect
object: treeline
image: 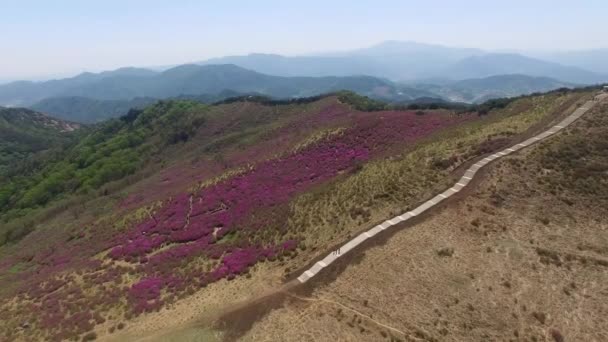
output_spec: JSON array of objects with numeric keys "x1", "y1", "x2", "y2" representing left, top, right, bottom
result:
[
  {"x1": 211, "y1": 90, "x2": 522, "y2": 114},
  {"x1": 337, "y1": 85, "x2": 602, "y2": 115},
  {"x1": 213, "y1": 93, "x2": 330, "y2": 106},
  {"x1": 212, "y1": 91, "x2": 466, "y2": 112}
]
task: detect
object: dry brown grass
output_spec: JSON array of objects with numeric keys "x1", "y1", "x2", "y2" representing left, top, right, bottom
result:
[
  {"x1": 277, "y1": 91, "x2": 589, "y2": 273},
  {"x1": 89, "y1": 92, "x2": 596, "y2": 342},
  {"x1": 236, "y1": 99, "x2": 608, "y2": 341}
]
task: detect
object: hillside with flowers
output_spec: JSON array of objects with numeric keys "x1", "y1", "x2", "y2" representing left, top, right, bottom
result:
[{"x1": 0, "y1": 89, "x2": 593, "y2": 341}]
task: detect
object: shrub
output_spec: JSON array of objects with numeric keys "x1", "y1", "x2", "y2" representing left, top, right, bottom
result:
[
  {"x1": 549, "y1": 328, "x2": 565, "y2": 342},
  {"x1": 81, "y1": 332, "x2": 97, "y2": 341},
  {"x1": 437, "y1": 247, "x2": 454, "y2": 257},
  {"x1": 532, "y1": 311, "x2": 546, "y2": 324}
]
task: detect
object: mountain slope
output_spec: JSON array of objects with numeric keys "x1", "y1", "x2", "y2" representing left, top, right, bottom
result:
[
  {"x1": 202, "y1": 53, "x2": 379, "y2": 78},
  {"x1": 415, "y1": 74, "x2": 574, "y2": 103},
  {"x1": 0, "y1": 67, "x2": 158, "y2": 107},
  {"x1": 202, "y1": 41, "x2": 484, "y2": 81},
  {"x1": 533, "y1": 49, "x2": 608, "y2": 74},
  {"x1": 28, "y1": 91, "x2": 264, "y2": 124},
  {"x1": 0, "y1": 87, "x2": 596, "y2": 342},
  {"x1": 0, "y1": 64, "x2": 420, "y2": 106},
  {"x1": 3, "y1": 41, "x2": 606, "y2": 110},
  {"x1": 202, "y1": 42, "x2": 608, "y2": 83},
  {"x1": 30, "y1": 96, "x2": 159, "y2": 124},
  {"x1": 439, "y1": 53, "x2": 607, "y2": 84},
  {"x1": 237, "y1": 91, "x2": 608, "y2": 342},
  {"x1": 31, "y1": 73, "x2": 571, "y2": 123},
  {"x1": 0, "y1": 107, "x2": 80, "y2": 175}
]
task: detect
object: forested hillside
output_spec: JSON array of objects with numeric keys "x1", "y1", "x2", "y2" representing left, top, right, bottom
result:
[
  {"x1": 0, "y1": 107, "x2": 80, "y2": 175},
  {"x1": 30, "y1": 96, "x2": 158, "y2": 124}
]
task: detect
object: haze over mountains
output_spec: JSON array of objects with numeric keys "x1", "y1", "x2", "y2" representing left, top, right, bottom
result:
[
  {"x1": 0, "y1": 65, "x2": 409, "y2": 106},
  {"x1": 203, "y1": 41, "x2": 607, "y2": 83},
  {"x1": 531, "y1": 48, "x2": 608, "y2": 74},
  {"x1": 1, "y1": 41, "x2": 606, "y2": 123}
]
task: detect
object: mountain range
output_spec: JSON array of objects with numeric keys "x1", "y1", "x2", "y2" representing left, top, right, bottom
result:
[
  {"x1": 0, "y1": 64, "x2": 413, "y2": 107},
  {"x1": 531, "y1": 48, "x2": 608, "y2": 74},
  {"x1": 201, "y1": 41, "x2": 608, "y2": 83},
  {"x1": 1, "y1": 41, "x2": 607, "y2": 123},
  {"x1": 2, "y1": 85, "x2": 606, "y2": 341},
  {"x1": 414, "y1": 74, "x2": 574, "y2": 103}
]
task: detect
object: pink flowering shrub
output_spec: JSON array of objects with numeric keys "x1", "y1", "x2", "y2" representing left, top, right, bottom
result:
[
  {"x1": 1, "y1": 104, "x2": 474, "y2": 341},
  {"x1": 99, "y1": 110, "x2": 471, "y2": 317}
]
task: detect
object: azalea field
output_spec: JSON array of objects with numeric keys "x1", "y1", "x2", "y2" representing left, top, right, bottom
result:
[{"x1": 0, "y1": 91, "x2": 586, "y2": 341}]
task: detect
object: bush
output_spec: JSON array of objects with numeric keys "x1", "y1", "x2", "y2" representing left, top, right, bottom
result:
[
  {"x1": 437, "y1": 247, "x2": 454, "y2": 257},
  {"x1": 337, "y1": 91, "x2": 388, "y2": 111},
  {"x1": 81, "y1": 332, "x2": 97, "y2": 341},
  {"x1": 532, "y1": 311, "x2": 546, "y2": 325},
  {"x1": 550, "y1": 328, "x2": 565, "y2": 342}
]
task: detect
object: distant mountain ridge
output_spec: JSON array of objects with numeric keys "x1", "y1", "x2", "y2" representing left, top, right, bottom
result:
[
  {"x1": 436, "y1": 53, "x2": 605, "y2": 84},
  {"x1": 30, "y1": 96, "x2": 158, "y2": 124},
  {"x1": 26, "y1": 73, "x2": 577, "y2": 123},
  {"x1": 2, "y1": 41, "x2": 607, "y2": 122},
  {"x1": 0, "y1": 64, "x2": 422, "y2": 107},
  {"x1": 27, "y1": 74, "x2": 573, "y2": 123},
  {"x1": 29, "y1": 90, "x2": 270, "y2": 124},
  {"x1": 201, "y1": 41, "x2": 486, "y2": 80},
  {"x1": 201, "y1": 41, "x2": 608, "y2": 83},
  {"x1": 415, "y1": 74, "x2": 575, "y2": 103},
  {"x1": 532, "y1": 49, "x2": 608, "y2": 74},
  {"x1": 0, "y1": 67, "x2": 158, "y2": 107}
]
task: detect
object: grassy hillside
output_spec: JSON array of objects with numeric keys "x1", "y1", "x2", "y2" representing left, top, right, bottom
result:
[
  {"x1": 0, "y1": 107, "x2": 80, "y2": 175},
  {"x1": 0, "y1": 88, "x2": 595, "y2": 341},
  {"x1": 237, "y1": 91, "x2": 608, "y2": 342}
]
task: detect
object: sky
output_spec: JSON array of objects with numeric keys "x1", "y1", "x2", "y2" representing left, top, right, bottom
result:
[{"x1": 1, "y1": 0, "x2": 607, "y2": 81}]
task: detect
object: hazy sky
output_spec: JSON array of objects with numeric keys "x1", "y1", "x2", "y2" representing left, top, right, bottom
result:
[{"x1": 2, "y1": 0, "x2": 607, "y2": 81}]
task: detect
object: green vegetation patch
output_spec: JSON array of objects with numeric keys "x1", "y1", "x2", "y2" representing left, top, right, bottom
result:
[{"x1": 0, "y1": 100, "x2": 208, "y2": 245}]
